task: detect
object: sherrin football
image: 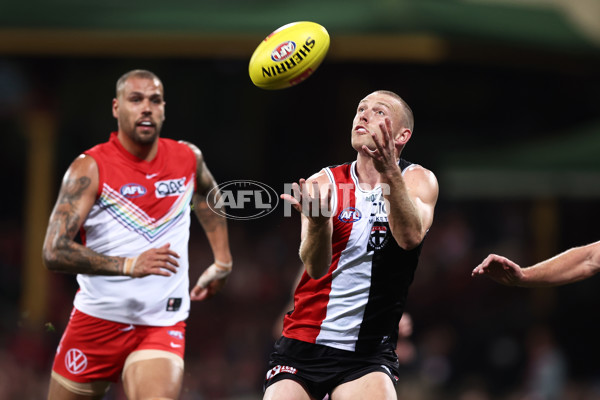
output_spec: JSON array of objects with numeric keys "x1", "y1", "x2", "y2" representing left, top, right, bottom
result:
[{"x1": 249, "y1": 21, "x2": 330, "y2": 90}]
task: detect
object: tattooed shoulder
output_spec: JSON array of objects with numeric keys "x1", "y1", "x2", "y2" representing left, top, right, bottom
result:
[{"x1": 59, "y1": 176, "x2": 92, "y2": 206}]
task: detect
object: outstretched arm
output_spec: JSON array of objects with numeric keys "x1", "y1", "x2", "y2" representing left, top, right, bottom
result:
[
  {"x1": 183, "y1": 142, "x2": 232, "y2": 301},
  {"x1": 42, "y1": 155, "x2": 179, "y2": 277},
  {"x1": 280, "y1": 171, "x2": 333, "y2": 279},
  {"x1": 472, "y1": 241, "x2": 600, "y2": 287}
]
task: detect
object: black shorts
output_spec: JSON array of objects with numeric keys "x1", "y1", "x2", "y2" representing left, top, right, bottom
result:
[{"x1": 264, "y1": 336, "x2": 400, "y2": 399}]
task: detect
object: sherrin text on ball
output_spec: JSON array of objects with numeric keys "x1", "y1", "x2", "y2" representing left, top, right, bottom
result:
[{"x1": 249, "y1": 21, "x2": 330, "y2": 90}]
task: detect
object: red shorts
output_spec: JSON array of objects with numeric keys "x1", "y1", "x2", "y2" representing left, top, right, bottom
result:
[{"x1": 52, "y1": 308, "x2": 186, "y2": 383}]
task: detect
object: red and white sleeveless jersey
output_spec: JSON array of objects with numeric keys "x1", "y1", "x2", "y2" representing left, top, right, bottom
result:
[
  {"x1": 73, "y1": 132, "x2": 196, "y2": 326},
  {"x1": 282, "y1": 160, "x2": 423, "y2": 353}
]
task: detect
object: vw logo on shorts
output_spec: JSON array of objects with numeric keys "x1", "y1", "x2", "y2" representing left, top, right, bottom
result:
[
  {"x1": 65, "y1": 348, "x2": 88, "y2": 374},
  {"x1": 207, "y1": 180, "x2": 279, "y2": 220}
]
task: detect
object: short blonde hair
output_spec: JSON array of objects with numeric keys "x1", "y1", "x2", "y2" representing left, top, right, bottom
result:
[{"x1": 374, "y1": 90, "x2": 414, "y2": 132}]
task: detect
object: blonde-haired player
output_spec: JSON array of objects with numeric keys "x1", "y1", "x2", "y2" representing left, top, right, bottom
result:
[{"x1": 264, "y1": 90, "x2": 438, "y2": 400}]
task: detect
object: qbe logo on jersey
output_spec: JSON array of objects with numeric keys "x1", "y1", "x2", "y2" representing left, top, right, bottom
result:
[
  {"x1": 155, "y1": 177, "x2": 186, "y2": 198},
  {"x1": 208, "y1": 180, "x2": 279, "y2": 220}
]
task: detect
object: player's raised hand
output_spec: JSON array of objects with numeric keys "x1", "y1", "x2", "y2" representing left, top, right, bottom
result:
[
  {"x1": 281, "y1": 178, "x2": 333, "y2": 224},
  {"x1": 361, "y1": 118, "x2": 398, "y2": 173}
]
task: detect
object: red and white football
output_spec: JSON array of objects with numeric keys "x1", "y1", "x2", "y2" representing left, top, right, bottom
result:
[{"x1": 249, "y1": 21, "x2": 330, "y2": 90}]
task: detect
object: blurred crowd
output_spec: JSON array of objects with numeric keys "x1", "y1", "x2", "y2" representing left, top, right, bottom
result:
[{"x1": 2, "y1": 196, "x2": 600, "y2": 399}]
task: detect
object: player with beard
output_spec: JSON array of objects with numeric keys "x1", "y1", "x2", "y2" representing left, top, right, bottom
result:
[{"x1": 43, "y1": 69, "x2": 232, "y2": 400}]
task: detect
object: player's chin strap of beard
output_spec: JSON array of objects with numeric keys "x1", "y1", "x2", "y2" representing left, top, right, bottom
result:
[{"x1": 196, "y1": 260, "x2": 232, "y2": 288}]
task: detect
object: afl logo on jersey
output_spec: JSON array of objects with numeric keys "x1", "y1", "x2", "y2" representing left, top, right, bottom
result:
[
  {"x1": 338, "y1": 207, "x2": 362, "y2": 223},
  {"x1": 120, "y1": 183, "x2": 147, "y2": 198}
]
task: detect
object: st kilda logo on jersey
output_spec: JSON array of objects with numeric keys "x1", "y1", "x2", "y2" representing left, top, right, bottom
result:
[
  {"x1": 368, "y1": 221, "x2": 390, "y2": 251},
  {"x1": 367, "y1": 192, "x2": 391, "y2": 250}
]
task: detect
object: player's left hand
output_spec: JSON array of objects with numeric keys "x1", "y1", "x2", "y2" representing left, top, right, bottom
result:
[
  {"x1": 361, "y1": 118, "x2": 399, "y2": 174},
  {"x1": 190, "y1": 263, "x2": 231, "y2": 301}
]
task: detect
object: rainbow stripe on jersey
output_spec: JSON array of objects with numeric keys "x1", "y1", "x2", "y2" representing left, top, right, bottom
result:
[{"x1": 99, "y1": 180, "x2": 194, "y2": 243}]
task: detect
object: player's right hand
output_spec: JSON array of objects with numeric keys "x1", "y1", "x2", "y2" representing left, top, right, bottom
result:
[
  {"x1": 128, "y1": 243, "x2": 180, "y2": 278},
  {"x1": 280, "y1": 178, "x2": 333, "y2": 224}
]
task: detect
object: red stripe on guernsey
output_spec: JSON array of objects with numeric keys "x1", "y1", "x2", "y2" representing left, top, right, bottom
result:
[{"x1": 282, "y1": 164, "x2": 355, "y2": 343}]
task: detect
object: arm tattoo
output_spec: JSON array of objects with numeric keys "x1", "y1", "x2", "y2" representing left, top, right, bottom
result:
[
  {"x1": 193, "y1": 192, "x2": 226, "y2": 233},
  {"x1": 56, "y1": 176, "x2": 90, "y2": 240},
  {"x1": 59, "y1": 176, "x2": 91, "y2": 206},
  {"x1": 45, "y1": 176, "x2": 122, "y2": 275}
]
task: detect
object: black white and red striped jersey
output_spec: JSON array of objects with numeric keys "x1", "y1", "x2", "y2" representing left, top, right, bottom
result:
[{"x1": 282, "y1": 159, "x2": 423, "y2": 353}]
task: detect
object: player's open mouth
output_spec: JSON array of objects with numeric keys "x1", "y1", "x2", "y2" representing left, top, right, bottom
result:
[
  {"x1": 137, "y1": 120, "x2": 155, "y2": 128},
  {"x1": 354, "y1": 126, "x2": 368, "y2": 134}
]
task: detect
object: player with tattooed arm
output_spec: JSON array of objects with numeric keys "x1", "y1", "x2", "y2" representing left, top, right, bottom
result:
[{"x1": 42, "y1": 69, "x2": 232, "y2": 400}]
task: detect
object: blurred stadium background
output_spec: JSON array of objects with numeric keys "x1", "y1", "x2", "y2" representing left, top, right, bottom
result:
[{"x1": 1, "y1": 0, "x2": 600, "y2": 399}]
